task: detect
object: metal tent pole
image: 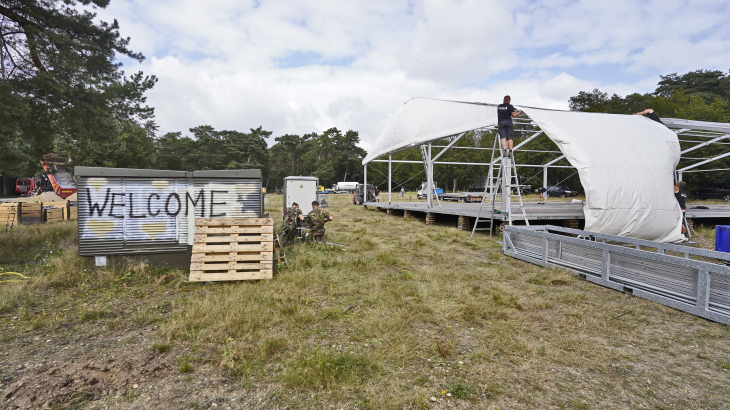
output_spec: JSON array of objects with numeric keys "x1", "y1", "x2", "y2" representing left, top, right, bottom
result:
[
  {"x1": 364, "y1": 164, "x2": 367, "y2": 203},
  {"x1": 427, "y1": 143, "x2": 433, "y2": 209},
  {"x1": 543, "y1": 166, "x2": 548, "y2": 188},
  {"x1": 388, "y1": 154, "x2": 392, "y2": 204}
]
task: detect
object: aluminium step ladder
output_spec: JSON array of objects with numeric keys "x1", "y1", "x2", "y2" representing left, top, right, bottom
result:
[{"x1": 471, "y1": 135, "x2": 530, "y2": 237}]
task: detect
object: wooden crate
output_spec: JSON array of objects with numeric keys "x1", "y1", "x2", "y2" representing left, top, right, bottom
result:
[
  {"x1": 20, "y1": 203, "x2": 42, "y2": 224},
  {"x1": 189, "y1": 218, "x2": 274, "y2": 282},
  {"x1": 44, "y1": 208, "x2": 64, "y2": 223},
  {"x1": 43, "y1": 201, "x2": 69, "y2": 221},
  {"x1": 0, "y1": 203, "x2": 19, "y2": 225}
]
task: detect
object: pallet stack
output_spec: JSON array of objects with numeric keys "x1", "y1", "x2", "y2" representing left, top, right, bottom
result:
[
  {"x1": 564, "y1": 219, "x2": 580, "y2": 229},
  {"x1": 425, "y1": 212, "x2": 435, "y2": 225},
  {"x1": 0, "y1": 203, "x2": 19, "y2": 225},
  {"x1": 189, "y1": 218, "x2": 274, "y2": 282},
  {"x1": 457, "y1": 215, "x2": 470, "y2": 231}
]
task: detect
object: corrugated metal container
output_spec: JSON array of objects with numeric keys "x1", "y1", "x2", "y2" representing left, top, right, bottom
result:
[{"x1": 75, "y1": 167, "x2": 262, "y2": 262}]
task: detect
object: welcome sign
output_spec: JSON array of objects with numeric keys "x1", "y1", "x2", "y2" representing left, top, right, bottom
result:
[{"x1": 75, "y1": 168, "x2": 262, "y2": 256}]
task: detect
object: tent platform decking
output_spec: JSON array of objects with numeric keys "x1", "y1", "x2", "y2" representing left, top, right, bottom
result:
[{"x1": 364, "y1": 201, "x2": 730, "y2": 223}]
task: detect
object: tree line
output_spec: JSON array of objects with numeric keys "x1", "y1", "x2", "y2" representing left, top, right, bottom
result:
[{"x1": 152, "y1": 125, "x2": 367, "y2": 190}]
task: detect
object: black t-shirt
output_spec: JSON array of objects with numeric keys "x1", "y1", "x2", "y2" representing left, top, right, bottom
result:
[
  {"x1": 537, "y1": 187, "x2": 548, "y2": 193},
  {"x1": 645, "y1": 111, "x2": 663, "y2": 124},
  {"x1": 374, "y1": 187, "x2": 380, "y2": 195},
  {"x1": 675, "y1": 188, "x2": 686, "y2": 210},
  {"x1": 497, "y1": 103, "x2": 516, "y2": 122}
]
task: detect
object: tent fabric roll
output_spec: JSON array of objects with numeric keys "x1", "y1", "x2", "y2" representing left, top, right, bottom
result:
[{"x1": 522, "y1": 108, "x2": 683, "y2": 243}]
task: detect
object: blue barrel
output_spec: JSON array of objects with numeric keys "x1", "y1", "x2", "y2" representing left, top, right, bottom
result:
[{"x1": 715, "y1": 225, "x2": 730, "y2": 253}]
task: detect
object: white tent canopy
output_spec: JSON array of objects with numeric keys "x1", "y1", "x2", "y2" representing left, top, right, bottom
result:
[
  {"x1": 363, "y1": 98, "x2": 499, "y2": 164},
  {"x1": 364, "y1": 98, "x2": 683, "y2": 243}
]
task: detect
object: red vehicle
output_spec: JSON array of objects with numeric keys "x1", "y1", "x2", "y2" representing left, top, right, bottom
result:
[
  {"x1": 14, "y1": 178, "x2": 31, "y2": 196},
  {"x1": 11, "y1": 154, "x2": 76, "y2": 198},
  {"x1": 40, "y1": 154, "x2": 77, "y2": 198}
]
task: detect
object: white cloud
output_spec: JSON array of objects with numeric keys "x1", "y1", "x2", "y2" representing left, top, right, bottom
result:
[{"x1": 96, "y1": 0, "x2": 730, "y2": 150}]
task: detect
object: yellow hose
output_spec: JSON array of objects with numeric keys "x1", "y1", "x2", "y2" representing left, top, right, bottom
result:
[{"x1": 0, "y1": 268, "x2": 30, "y2": 282}]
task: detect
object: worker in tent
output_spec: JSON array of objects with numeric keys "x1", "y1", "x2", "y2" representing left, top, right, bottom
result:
[
  {"x1": 498, "y1": 95, "x2": 523, "y2": 157},
  {"x1": 535, "y1": 186, "x2": 548, "y2": 204},
  {"x1": 634, "y1": 107, "x2": 664, "y2": 124}
]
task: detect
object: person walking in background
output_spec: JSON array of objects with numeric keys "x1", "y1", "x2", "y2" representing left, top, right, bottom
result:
[
  {"x1": 634, "y1": 107, "x2": 664, "y2": 125},
  {"x1": 306, "y1": 201, "x2": 333, "y2": 244},
  {"x1": 535, "y1": 187, "x2": 548, "y2": 204},
  {"x1": 497, "y1": 95, "x2": 523, "y2": 157},
  {"x1": 674, "y1": 181, "x2": 688, "y2": 240},
  {"x1": 400, "y1": 187, "x2": 404, "y2": 197},
  {"x1": 374, "y1": 185, "x2": 381, "y2": 202}
]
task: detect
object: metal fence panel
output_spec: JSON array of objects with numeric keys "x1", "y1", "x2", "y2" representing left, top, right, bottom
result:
[
  {"x1": 610, "y1": 253, "x2": 696, "y2": 302},
  {"x1": 503, "y1": 225, "x2": 730, "y2": 324},
  {"x1": 709, "y1": 272, "x2": 730, "y2": 316},
  {"x1": 561, "y1": 242, "x2": 602, "y2": 275}
]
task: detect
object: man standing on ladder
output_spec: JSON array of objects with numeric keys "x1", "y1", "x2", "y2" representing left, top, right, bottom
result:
[{"x1": 498, "y1": 95, "x2": 523, "y2": 157}]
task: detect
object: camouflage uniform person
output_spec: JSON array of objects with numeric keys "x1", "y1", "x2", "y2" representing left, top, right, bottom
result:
[
  {"x1": 280, "y1": 202, "x2": 304, "y2": 246},
  {"x1": 305, "y1": 200, "x2": 334, "y2": 244}
]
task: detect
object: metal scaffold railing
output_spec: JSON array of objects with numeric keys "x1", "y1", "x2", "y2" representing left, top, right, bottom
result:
[{"x1": 503, "y1": 224, "x2": 730, "y2": 324}]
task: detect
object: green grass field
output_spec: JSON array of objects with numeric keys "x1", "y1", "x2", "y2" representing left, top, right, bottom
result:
[{"x1": 0, "y1": 194, "x2": 729, "y2": 409}]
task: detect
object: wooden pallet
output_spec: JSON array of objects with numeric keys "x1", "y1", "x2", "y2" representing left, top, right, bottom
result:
[
  {"x1": 69, "y1": 206, "x2": 78, "y2": 220},
  {"x1": 425, "y1": 212, "x2": 435, "y2": 225},
  {"x1": 564, "y1": 219, "x2": 580, "y2": 229},
  {"x1": 0, "y1": 203, "x2": 19, "y2": 225},
  {"x1": 457, "y1": 215, "x2": 470, "y2": 231},
  {"x1": 189, "y1": 218, "x2": 274, "y2": 282}
]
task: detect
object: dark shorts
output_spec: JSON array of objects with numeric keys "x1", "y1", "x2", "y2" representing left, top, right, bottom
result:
[{"x1": 498, "y1": 121, "x2": 514, "y2": 140}]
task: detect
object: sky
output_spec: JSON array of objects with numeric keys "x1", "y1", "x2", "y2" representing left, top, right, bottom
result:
[{"x1": 96, "y1": 0, "x2": 730, "y2": 151}]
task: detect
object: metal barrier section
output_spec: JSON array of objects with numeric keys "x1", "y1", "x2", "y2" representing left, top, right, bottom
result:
[{"x1": 503, "y1": 225, "x2": 730, "y2": 324}]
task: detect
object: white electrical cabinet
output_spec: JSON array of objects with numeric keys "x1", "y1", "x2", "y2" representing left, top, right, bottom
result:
[{"x1": 284, "y1": 176, "x2": 319, "y2": 215}]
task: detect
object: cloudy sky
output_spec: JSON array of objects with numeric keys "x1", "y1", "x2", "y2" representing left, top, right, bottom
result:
[{"x1": 97, "y1": 0, "x2": 730, "y2": 150}]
